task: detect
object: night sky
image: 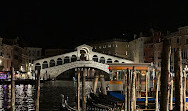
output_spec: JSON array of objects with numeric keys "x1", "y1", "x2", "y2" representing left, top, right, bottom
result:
[{"x1": 1, "y1": 1, "x2": 188, "y2": 49}]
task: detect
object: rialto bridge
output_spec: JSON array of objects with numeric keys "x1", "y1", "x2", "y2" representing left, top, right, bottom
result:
[{"x1": 33, "y1": 44, "x2": 134, "y2": 79}]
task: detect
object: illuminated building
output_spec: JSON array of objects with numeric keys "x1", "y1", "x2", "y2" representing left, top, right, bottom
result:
[{"x1": 90, "y1": 38, "x2": 130, "y2": 59}]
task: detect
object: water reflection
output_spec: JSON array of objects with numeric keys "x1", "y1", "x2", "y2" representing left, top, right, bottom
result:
[
  {"x1": 15, "y1": 84, "x2": 35, "y2": 111},
  {"x1": 40, "y1": 81, "x2": 76, "y2": 111},
  {"x1": 0, "y1": 84, "x2": 10, "y2": 110},
  {"x1": 0, "y1": 84, "x2": 35, "y2": 111},
  {"x1": 0, "y1": 80, "x2": 76, "y2": 111}
]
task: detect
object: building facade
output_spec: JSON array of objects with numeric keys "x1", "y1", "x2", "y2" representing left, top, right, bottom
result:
[
  {"x1": 90, "y1": 39, "x2": 130, "y2": 59},
  {"x1": 0, "y1": 37, "x2": 30, "y2": 72},
  {"x1": 166, "y1": 26, "x2": 188, "y2": 71},
  {"x1": 0, "y1": 38, "x2": 3, "y2": 71},
  {"x1": 2, "y1": 44, "x2": 13, "y2": 71},
  {"x1": 24, "y1": 47, "x2": 42, "y2": 64},
  {"x1": 11, "y1": 45, "x2": 29, "y2": 72},
  {"x1": 129, "y1": 36, "x2": 150, "y2": 63},
  {"x1": 144, "y1": 31, "x2": 163, "y2": 71}
]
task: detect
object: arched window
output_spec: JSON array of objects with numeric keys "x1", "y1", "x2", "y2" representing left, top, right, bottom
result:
[
  {"x1": 35, "y1": 63, "x2": 41, "y2": 70},
  {"x1": 42, "y1": 61, "x2": 48, "y2": 69},
  {"x1": 50, "y1": 59, "x2": 55, "y2": 67},
  {"x1": 80, "y1": 50, "x2": 87, "y2": 61},
  {"x1": 57, "y1": 58, "x2": 62, "y2": 65},
  {"x1": 99, "y1": 57, "x2": 105, "y2": 63},
  {"x1": 64, "y1": 56, "x2": 70, "y2": 63},
  {"x1": 107, "y1": 58, "x2": 112, "y2": 63},
  {"x1": 71, "y1": 55, "x2": 77, "y2": 62},
  {"x1": 114, "y1": 60, "x2": 119, "y2": 63},
  {"x1": 92, "y1": 55, "x2": 98, "y2": 62}
]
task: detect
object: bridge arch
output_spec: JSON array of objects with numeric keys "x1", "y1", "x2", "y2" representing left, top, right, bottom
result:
[
  {"x1": 33, "y1": 44, "x2": 134, "y2": 77},
  {"x1": 64, "y1": 56, "x2": 70, "y2": 64},
  {"x1": 42, "y1": 61, "x2": 48, "y2": 69},
  {"x1": 40, "y1": 61, "x2": 109, "y2": 78},
  {"x1": 71, "y1": 55, "x2": 77, "y2": 62},
  {"x1": 107, "y1": 58, "x2": 112, "y2": 63},
  {"x1": 92, "y1": 55, "x2": 98, "y2": 62},
  {"x1": 35, "y1": 63, "x2": 41, "y2": 71},
  {"x1": 50, "y1": 59, "x2": 55, "y2": 67},
  {"x1": 99, "y1": 57, "x2": 105, "y2": 63},
  {"x1": 57, "y1": 58, "x2": 63, "y2": 65},
  {"x1": 114, "y1": 60, "x2": 119, "y2": 63}
]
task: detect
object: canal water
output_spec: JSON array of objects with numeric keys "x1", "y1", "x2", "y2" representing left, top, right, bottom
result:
[{"x1": 0, "y1": 80, "x2": 76, "y2": 111}]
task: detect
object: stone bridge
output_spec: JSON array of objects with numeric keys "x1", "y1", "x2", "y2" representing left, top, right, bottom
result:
[{"x1": 33, "y1": 44, "x2": 133, "y2": 78}]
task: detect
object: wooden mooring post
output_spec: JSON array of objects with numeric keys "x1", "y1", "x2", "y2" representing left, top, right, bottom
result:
[
  {"x1": 124, "y1": 70, "x2": 127, "y2": 111},
  {"x1": 131, "y1": 67, "x2": 136, "y2": 111},
  {"x1": 100, "y1": 74, "x2": 107, "y2": 95},
  {"x1": 93, "y1": 71, "x2": 99, "y2": 95},
  {"x1": 82, "y1": 68, "x2": 86, "y2": 111},
  {"x1": 11, "y1": 67, "x2": 15, "y2": 111},
  {"x1": 145, "y1": 70, "x2": 148, "y2": 109},
  {"x1": 35, "y1": 70, "x2": 41, "y2": 111},
  {"x1": 127, "y1": 68, "x2": 130, "y2": 111},
  {"x1": 77, "y1": 68, "x2": 80, "y2": 111},
  {"x1": 160, "y1": 39, "x2": 171, "y2": 111},
  {"x1": 174, "y1": 47, "x2": 183, "y2": 111},
  {"x1": 155, "y1": 72, "x2": 160, "y2": 111},
  {"x1": 170, "y1": 73, "x2": 174, "y2": 110},
  {"x1": 183, "y1": 71, "x2": 186, "y2": 111}
]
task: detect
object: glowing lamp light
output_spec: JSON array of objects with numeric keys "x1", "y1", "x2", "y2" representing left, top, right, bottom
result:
[
  {"x1": 184, "y1": 65, "x2": 188, "y2": 71},
  {"x1": 20, "y1": 66, "x2": 23, "y2": 72},
  {"x1": 141, "y1": 73, "x2": 146, "y2": 76}
]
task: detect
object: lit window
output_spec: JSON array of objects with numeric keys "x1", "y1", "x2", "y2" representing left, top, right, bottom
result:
[
  {"x1": 115, "y1": 44, "x2": 117, "y2": 47},
  {"x1": 126, "y1": 51, "x2": 128, "y2": 55},
  {"x1": 108, "y1": 44, "x2": 111, "y2": 47},
  {"x1": 99, "y1": 46, "x2": 101, "y2": 49}
]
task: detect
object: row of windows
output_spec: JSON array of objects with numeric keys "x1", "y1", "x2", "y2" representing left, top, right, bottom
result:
[
  {"x1": 182, "y1": 50, "x2": 188, "y2": 59},
  {"x1": 94, "y1": 44, "x2": 118, "y2": 49},
  {"x1": 35, "y1": 55, "x2": 122, "y2": 70},
  {"x1": 179, "y1": 29, "x2": 188, "y2": 34},
  {"x1": 28, "y1": 50, "x2": 41, "y2": 56},
  {"x1": 170, "y1": 38, "x2": 188, "y2": 45}
]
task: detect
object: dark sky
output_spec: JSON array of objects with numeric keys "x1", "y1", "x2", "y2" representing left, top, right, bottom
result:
[{"x1": 1, "y1": 1, "x2": 188, "y2": 49}]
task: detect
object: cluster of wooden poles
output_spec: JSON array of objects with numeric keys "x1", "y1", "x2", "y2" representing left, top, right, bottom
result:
[
  {"x1": 123, "y1": 67, "x2": 137, "y2": 111},
  {"x1": 159, "y1": 38, "x2": 187, "y2": 111},
  {"x1": 114, "y1": 38, "x2": 188, "y2": 111},
  {"x1": 75, "y1": 68, "x2": 107, "y2": 111}
]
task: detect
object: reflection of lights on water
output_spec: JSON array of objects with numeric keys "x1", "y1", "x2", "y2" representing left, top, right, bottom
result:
[{"x1": 4, "y1": 85, "x2": 6, "y2": 90}]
